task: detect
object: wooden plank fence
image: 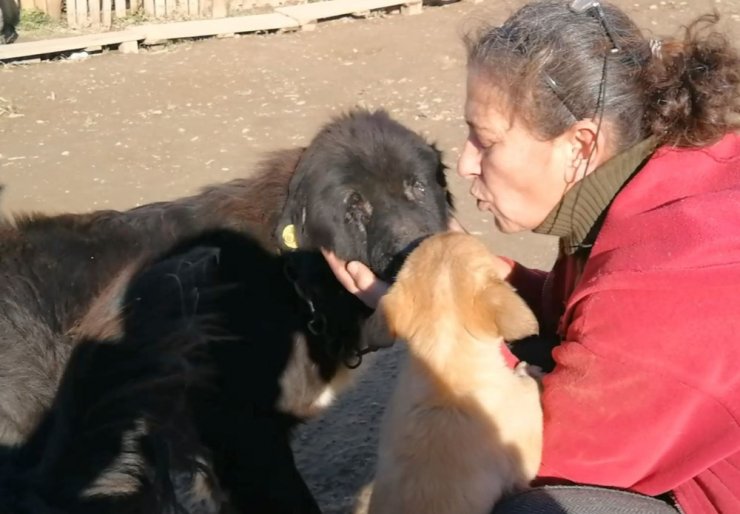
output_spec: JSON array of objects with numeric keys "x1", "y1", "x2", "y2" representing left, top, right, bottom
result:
[
  {"x1": 38, "y1": 0, "x2": 238, "y2": 29},
  {"x1": 64, "y1": 0, "x2": 195, "y2": 28},
  {"x1": 18, "y1": 0, "x2": 436, "y2": 30},
  {"x1": 1, "y1": 0, "x2": 449, "y2": 62}
]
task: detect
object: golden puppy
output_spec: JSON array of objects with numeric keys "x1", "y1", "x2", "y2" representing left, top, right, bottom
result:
[{"x1": 366, "y1": 232, "x2": 543, "y2": 514}]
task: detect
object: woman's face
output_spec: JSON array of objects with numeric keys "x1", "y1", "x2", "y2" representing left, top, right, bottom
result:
[{"x1": 457, "y1": 71, "x2": 578, "y2": 234}]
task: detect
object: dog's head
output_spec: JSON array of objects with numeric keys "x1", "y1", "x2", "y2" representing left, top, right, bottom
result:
[
  {"x1": 275, "y1": 109, "x2": 452, "y2": 282},
  {"x1": 366, "y1": 232, "x2": 539, "y2": 349}
]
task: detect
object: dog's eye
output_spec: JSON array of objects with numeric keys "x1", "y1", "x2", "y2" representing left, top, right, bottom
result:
[
  {"x1": 404, "y1": 179, "x2": 426, "y2": 200},
  {"x1": 344, "y1": 192, "x2": 372, "y2": 225}
]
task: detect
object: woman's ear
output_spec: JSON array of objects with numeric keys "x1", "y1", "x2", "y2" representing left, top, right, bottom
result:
[{"x1": 561, "y1": 118, "x2": 610, "y2": 182}]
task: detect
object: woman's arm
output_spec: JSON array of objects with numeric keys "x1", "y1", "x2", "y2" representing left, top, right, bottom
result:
[{"x1": 537, "y1": 270, "x2": 740, "y2": 495}]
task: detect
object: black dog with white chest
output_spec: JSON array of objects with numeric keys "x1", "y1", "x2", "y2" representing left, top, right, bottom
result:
[{"x1": 0, "y1": 110, "x2": 452, "y2": 513}]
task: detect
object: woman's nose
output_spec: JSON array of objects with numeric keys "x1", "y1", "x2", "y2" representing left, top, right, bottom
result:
[{"x1": 457, "y1": 139, "x2": 481, "y2": 180}]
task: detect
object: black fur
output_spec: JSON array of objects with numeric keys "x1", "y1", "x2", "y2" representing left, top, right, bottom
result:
[
  {"x1": 0, "y1": 249, "x2": 216, "y2": 513},
  {"x1": 0, "y1": 0, "x2": 18, "y2": 44},
  {"x1": 0, "y1": 109, "x2": 453, "y2": 512},
  {"x1": 276, "y1": 110, "x2": 451, "y2": 281}
]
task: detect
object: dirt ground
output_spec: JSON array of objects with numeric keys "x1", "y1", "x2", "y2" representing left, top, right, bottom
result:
[{"x1": 1, "y1": 0, "x2": 739, "y2": 512}]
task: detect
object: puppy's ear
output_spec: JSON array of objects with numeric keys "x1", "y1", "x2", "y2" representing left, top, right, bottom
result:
[
  {"x1": 469, "y1": 278, "x2": 539, "y2": 342},
  {"x1": 274, "y1": 150, "x2": 309, "y2": 251},
  {"x1": 275, "y1": 206, "x2": 306, "y2": 251},
  {"x1": 431, "y1": 143, "x2": 455, "y2": 213}
]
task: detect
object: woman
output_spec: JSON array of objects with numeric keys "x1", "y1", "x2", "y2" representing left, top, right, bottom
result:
[{"x1": 324, "y1": 1, "x2": 740, "y2": 512}]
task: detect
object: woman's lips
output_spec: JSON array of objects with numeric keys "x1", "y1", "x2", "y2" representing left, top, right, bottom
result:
[
  {"x1": 470, "y1": 183, "x2": 492, "y2": 212},
  {"x1": 470, "y1": 188, "x2": 486, "y2": 209}
]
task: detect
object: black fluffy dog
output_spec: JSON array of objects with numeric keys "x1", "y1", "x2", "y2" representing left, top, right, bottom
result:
[{"x1": 0, "y1": 110, "x2": 452, "y2": 512}]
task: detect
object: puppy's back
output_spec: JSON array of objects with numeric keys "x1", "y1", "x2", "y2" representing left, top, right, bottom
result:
[{"x1": 368, "y1": 233, "x2": 542, "y2": 514}]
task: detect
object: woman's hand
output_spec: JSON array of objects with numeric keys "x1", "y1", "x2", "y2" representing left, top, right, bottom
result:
[
  {"x1": 321, "y1": 249, "x2": 389, "y2": 310},
  {"x1": 322, "y1": 215, "x2": 502, "y2": 309}
]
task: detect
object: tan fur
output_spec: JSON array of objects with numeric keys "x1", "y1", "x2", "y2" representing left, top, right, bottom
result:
[
  {"x1": 197, "y1": 147, "x2": 304, "y2": 246},
  {"x1": 367, "y1": 232, "x2": 543, "y2": 514},
  {"x1": 68, "y1": 262, "x2": 141, "y2": 341},
  {"x1": 276, "y1": 333, "x2": 358, "y2": 418}
]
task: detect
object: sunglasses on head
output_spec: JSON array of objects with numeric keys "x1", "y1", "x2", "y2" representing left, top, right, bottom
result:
[
  {"x1": 570, "y1": 0, "x2": 622, "y2": 53},
  {"x1": 544, "y1": 0, "x2": 621, "y2": 119}
]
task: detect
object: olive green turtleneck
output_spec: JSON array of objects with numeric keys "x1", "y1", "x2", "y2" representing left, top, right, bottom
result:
[{"x1": 533, "y1": 137, "x2": 658, "y2": 255}]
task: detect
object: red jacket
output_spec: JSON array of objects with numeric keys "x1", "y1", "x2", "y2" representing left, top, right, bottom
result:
[{"x1": 508, "y1": 134, "x2": 740, "y2": 513}]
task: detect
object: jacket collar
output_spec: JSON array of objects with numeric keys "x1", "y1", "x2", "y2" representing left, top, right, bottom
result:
[{"x1": 533, "y1": 137, "x2": 658, "y2": 255}]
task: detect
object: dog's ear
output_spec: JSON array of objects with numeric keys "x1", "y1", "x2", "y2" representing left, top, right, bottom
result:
[
  {"x1": 469, "y1": 278, "x2": 539, "y2": 342},
  {"x1": 431, "y1": 143, "x2": 455, "y2": 214},
  {"x1": 275, "y1": 205, "x2": 306, "y2": 252},
  {"x1": 274, "y1": 149, "x2": 310, "y2": 251}
]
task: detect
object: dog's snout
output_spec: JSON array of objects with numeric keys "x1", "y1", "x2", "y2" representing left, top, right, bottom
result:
[
  {"x1": 367, "y1": 207, "x2": 446, "y2": 282},
  {"x1": 380, "y1": 235, "x2": 431, "y2": 282}
]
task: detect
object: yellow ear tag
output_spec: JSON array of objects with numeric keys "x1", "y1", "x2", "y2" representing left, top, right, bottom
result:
[{"x1": 282, "y1": 224, "x2": 298, "y2": 249}]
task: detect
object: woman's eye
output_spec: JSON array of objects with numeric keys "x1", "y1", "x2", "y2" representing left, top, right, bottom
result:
[
  {"x1": 470, "y1": 131, "x2": 492, "y2": 150},
  {"x1": 479, "y1": 137, "x2": 496, "y2": 150}
]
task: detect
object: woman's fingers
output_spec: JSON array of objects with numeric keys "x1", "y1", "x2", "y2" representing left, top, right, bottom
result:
[
  {"x1": 346, "y1": 261, "x2": 389, "y2": 309},
  {"x1": 321, "y1": 248, "x2": 361, "y2": 294},
  {"x1": 321, "y1": 249, "x2": 389, "y2": 309}
]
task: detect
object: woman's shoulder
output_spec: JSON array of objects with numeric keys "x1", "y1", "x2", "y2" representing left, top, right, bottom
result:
[
  {"x1": 577, "y1": 133, "x2": 740, "y2": 281},
  {"x1": 652, "y1": 132, "x2": 740, "y2": 166},
  {"x1": 622, "y1": 132, "x2": 740, "y2": 213}
]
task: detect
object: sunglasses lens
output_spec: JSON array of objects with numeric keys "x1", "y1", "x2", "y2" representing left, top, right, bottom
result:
[{"x1": 570, "y1": 0, "x2": 597, "y2": 14}]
